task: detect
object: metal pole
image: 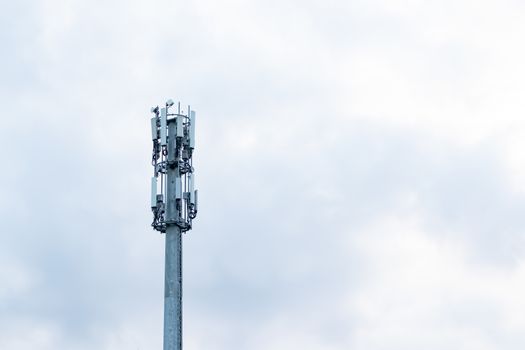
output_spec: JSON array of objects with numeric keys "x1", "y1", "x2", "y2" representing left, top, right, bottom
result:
[
  {"x1": 150, "y1": 100, "x2": 197, "y2": 350},
  {"x1": 164, "y1": 120, "x2": 182, "y2": 350}
]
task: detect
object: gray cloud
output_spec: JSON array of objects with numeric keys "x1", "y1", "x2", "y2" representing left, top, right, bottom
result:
[{"x1": 1, "y1": 0, "x2": 525, "y2": 349}]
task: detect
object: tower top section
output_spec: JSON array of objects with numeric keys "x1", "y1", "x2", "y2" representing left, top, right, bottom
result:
[{"x1": 150, "y1": 100, "x2": 198, "y2": 233}]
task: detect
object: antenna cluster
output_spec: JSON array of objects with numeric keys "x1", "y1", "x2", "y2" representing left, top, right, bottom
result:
[{"x1": 150, "y1": 99, "x2": 198, "y2": 233}]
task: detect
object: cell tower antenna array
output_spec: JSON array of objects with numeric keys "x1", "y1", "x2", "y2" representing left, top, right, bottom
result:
[{"x1": 150, "y1": 99, "x2": 198, "y2": 350}]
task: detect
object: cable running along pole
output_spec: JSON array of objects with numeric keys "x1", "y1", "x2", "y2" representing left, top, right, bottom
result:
[{"x1": 150, "y1": 99, "x2": 198, "y2": 350}]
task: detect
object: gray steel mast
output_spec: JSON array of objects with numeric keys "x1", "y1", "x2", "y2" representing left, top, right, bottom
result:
[{"x1": 150, "y1": 100, "x2": 198, "y2": 350}]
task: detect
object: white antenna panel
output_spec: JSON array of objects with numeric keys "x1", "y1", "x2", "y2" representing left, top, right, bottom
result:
[
  {"x1": 176, "y1": 116, "x2": 183, "y2": 138},
  {"x1": 151, "y1": 176, "x2": 158, "y2": 208},
  {"x1": 150, "y1": 117, "x2": 157, "y2": 140},
  {"x1": 160, "y1": 108, "x2": 167, "y2": 145},
  {"x1": 189, "y1": 111, "x2": 196, "y2": 149}
]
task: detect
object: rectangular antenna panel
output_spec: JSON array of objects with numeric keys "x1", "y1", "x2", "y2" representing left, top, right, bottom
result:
[
  {"x1": 189, "y1": 173, "x2": 194, "y2": 192},
  {"x1": 151, "y1": 177, "x2": 157, "y2": 208},
  {"x1": 189, "y1": 174, "x2": 195, "y2": 203},
  {"x1": 194, "y1": 189, "x2": 198, "y2": 210},
  {"x1": 175, "y1": 175, "x2": 182, "y2": 199},
  {"x1": 189, "y1": 111, "x2": 196, "y2": 149},
  {"x1": 176, "y1": 116, "x2": 183, "y2": 138},
  {"x1": 160, "y1": 108, "x2": 167, "y2": 145},
  {"x1": 150, "y1": 117, "x2": 157, "y2": 140}
]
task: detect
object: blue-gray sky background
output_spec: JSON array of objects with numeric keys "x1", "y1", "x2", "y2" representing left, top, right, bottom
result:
[{"x1": 2, "y1": 0, "x2": 525, "y2": 349}]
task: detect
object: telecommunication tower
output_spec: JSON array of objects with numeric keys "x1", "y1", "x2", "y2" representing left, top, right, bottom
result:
[{"x1": 150, "y1": 99, "x2": 198, "y2": 350}]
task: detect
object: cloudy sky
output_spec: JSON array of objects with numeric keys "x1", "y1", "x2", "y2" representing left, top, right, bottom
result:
[{"x1": 2, "y1": 0, "x2": 525, "y2": 349}]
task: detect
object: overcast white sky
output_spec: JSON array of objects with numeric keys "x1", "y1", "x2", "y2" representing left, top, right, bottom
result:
[{"x1": 2, "y1": 0, "x2": 525, "y2": 349}]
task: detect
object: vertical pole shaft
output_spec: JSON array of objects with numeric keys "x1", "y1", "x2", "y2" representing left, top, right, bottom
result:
[
  {"x1": 164, "y1": 120, "x2": 182, "y2": 350},
  {"x1": 164, "y1": 226, "x2": 182, "y2": 350}
]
